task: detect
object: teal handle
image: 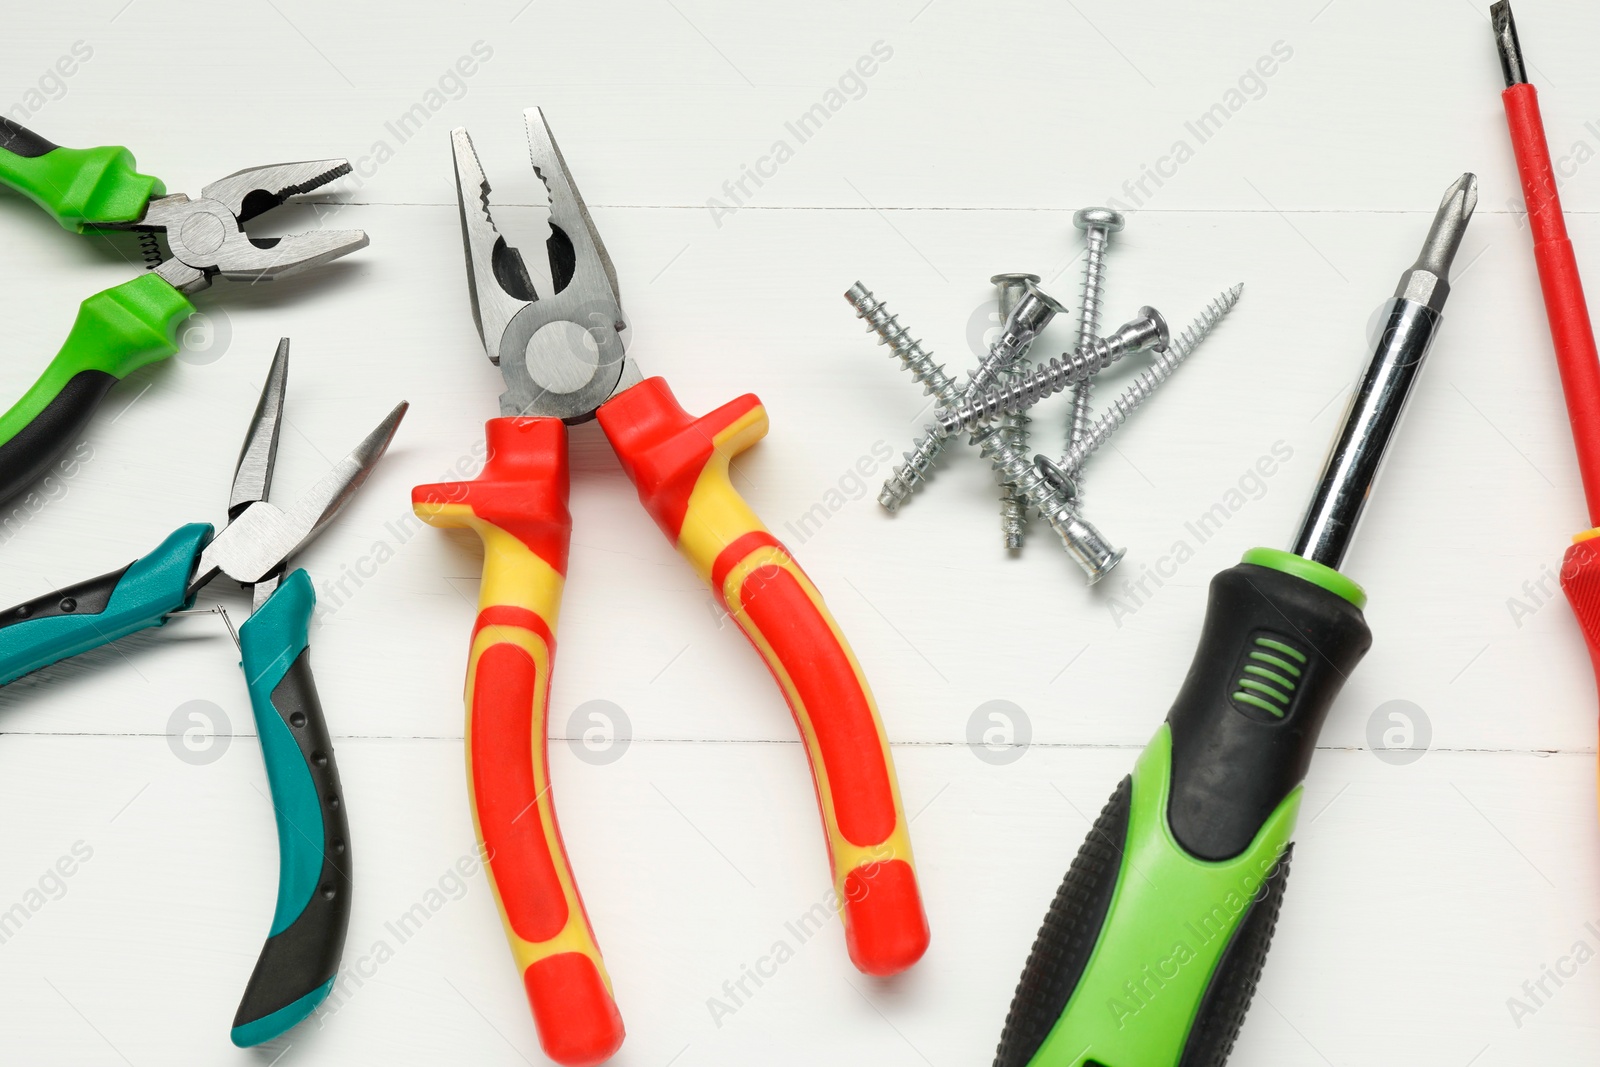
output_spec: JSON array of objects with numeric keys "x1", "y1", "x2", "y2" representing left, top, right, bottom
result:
[
  {"x1": 232, "y1": 569, "x2": 351, "y2": 1046},
  {"x1": 0, "y1": 523, "x2": 210, "y2": 685}
]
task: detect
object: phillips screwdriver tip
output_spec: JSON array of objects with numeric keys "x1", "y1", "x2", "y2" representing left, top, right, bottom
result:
[
  {"x1": 1491, "y1": 1, "x2": 1527, "y2": 87},
  {"x1": 1418, "y1": 172, "x2": 1477, "y2": 274},
  {"x1": 1394, "y1": 173, "x2": 1477, "y2": 311}
]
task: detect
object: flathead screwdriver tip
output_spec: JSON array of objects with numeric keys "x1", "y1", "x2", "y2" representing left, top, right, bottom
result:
[{"x1": 1491, "y1": 1, "x2": 1527, "y2": 88}]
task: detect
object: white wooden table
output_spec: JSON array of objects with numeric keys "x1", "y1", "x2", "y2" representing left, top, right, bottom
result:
[{"x1": 2, "y1": 1, "x2": 1597, "y2": 1063}]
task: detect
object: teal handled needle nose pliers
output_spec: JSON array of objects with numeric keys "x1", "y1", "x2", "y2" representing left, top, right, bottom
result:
[
  {"x1": 0, "y1": 116, "x2": 368, "y2": 507},
  {"x1": 0, "y1": 339, "x2": 406, "y2": 1046}
]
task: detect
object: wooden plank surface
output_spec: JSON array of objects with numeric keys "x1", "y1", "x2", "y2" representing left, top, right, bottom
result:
[{"x1": 1, "y1": 1, "x2": 1596, "y2": 1063}]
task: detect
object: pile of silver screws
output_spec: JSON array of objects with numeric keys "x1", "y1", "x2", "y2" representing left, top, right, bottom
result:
[{"x1": 846, "y1": 208, "x2": 1243, "y2": 585}]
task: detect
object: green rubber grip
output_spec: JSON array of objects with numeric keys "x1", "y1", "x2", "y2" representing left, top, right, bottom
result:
[
  {"x1": 0, "y1": 274, "x2": 193, "y2": 505},
  {"x1": 0, "y1": 117, "x2": 162, "y2": 230},
  {"x1": 1032, "y1": 727, "x2": 1297, "y2": 1067},
  {"x1": 994, "y1": 555, "x2": 1374, "y2": 1067}
]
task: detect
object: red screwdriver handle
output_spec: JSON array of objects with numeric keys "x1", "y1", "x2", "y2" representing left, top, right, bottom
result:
[
  {"x1": 1561, "y1": 536, "x2": 1600, "y2": 817},
  {"x1": 1504, "y1": 81, "x2": 1600, "y2": 526},
  {"x1": 413, "y1": 418, "x2": 624, "y2": 1067},
  {"x1": 597, "y1": 376, "x2": 930, "y2": 976}
]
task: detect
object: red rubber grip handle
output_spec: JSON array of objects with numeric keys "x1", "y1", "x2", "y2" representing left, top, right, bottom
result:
[
  {"x1": 1504, "y1": 82, "x2": 1600, "y2": 526},
  {"x1": 597, "y1": 377, "x2": 930, "y2": 975},
  {"x1": 413, "y1": 418, "x2": 624, "y2": 1067}
]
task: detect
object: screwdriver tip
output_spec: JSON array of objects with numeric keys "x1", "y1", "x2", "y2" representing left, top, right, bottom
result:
[
  {"x1": 1395, "y1": 174, "x2": 1477, "y2": 311},
  {"x1": 1423, "y1": 172, "x2": 1477, "y2": 273},
  {"x1": 1442, "y1": 171, "x2": 1479, "y2": 219},
  {"x1": 1491, "y1": 1, "x2": 1527, "y2": 87}
]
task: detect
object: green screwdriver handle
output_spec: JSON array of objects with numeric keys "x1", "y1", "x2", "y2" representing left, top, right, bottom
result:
[
  {"x1": 995, "y1": 551, "x2": 1372, "y2": 1067},
  {"x1": 0, "y1": 116, "x2": 162, "y2": 230}
]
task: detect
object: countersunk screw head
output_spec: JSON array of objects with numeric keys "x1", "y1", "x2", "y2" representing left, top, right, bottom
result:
[
  {"x1": 1009, "y1": 279, "x2": 1068, "y2": 336},
  {"x1": 1138, "y1": 305, "x2": 1171, "y2": 352},
  {"x1": 1073, "y1": 207, "x2": 1125, "y2": 234},
  {"x1": 990, "y1": 273, "x2": 1045, "y2": 329}
]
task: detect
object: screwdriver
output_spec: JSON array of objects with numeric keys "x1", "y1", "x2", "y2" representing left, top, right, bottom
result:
[
  {"x1": 1490, "y1": 4, "x2": 1600, "y2": 773},
  {"x1": 992, "y1": 173, "x2": 1477, "y2": 1067}
]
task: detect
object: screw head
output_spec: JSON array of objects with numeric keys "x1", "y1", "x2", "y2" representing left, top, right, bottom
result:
[
  {"x1": 1073, "y1": 207, "x2": 1125, "y2": 234},
  {"x1": 1002, "y1": 281, "x2": 1068, "y2": 343},
  {"x1": 1138, "y1": 305, "x2": 1171, "y2": 352},
  {"x1": 991, "y1": 273, "x2": 1043, "y2": 323},
  {"x1": 1035, "y1": 455, "x2": 1080, "y2": 498},
  {"x1": 1021, "y1": 279, "x2": 1068, "y2": 316}
]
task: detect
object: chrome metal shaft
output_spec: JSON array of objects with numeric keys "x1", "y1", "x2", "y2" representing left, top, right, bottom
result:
[{"x1": 1289, "y1": 173, "x2": 1477, "y2": 569}]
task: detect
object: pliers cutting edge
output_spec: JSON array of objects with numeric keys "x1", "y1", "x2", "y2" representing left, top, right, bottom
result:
[
  {"x1": 0, "y1": 117, "x2": 367, "y2": 506},
  {"x1": 0, "y1": 339, "x2": 406, "y2": 1046},
  {"x1": 412, "y1": 108, "x2": 930, "y2": 1066}
]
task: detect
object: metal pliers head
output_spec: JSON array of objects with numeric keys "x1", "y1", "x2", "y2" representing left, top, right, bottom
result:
[
  {"x1": 451, "y1": 108, "x2": 638, "y2": 422},
  {"x1": 123, "y1": 160, "x2": 369, "y2": 294},
  {"x1": 189, "y1": 338, "x2": 408, "y2": 610}
]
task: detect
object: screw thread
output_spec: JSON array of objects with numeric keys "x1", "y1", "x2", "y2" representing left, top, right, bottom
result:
[
  {"x1": 847, "y1": 283, "x2": 965, "y2": 510},
  {"x1": 993, "y1": 357, "x2": 1032, "y2": 548},
  {"x1": 1066, "y1": 229, "x2": 1110, "y2": 492},
  {"x1": 857, "y1": 281, "x2": 1043, "y2": 513},
  {"x1": 987, "y1": 430, "x2": 1072, "y2": 523},
  {"x1": 984, "y1": 429, "x2": 1123, "y2": 580},
  {"x1": 878, "y1": 429, "x2": 948, "y2": 510},
  {"x1": 1060, "y1": 283, "x2": 1244, "y2": 474},
  {"x1": 1066, "y1": 381, "x2": 1095, "y2": 451},
  {"x1": 989, "y1": 275, "x2": 1040, "y2": 549},
  {"x1": 1077, "y1": 232, "x2": 1109, "y2": 347},
  {"x1": 941, "y1": 331, "x2": 1130, "y2": 435},
  {"x1": 963, "y1": 344, "x2": 1012, "y2": 398},
  {"x1": 846, "y1": 283, "x2": 964, "y2": 403}
]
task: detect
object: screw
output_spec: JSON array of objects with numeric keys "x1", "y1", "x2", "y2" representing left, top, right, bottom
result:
[
  {"x1": 1040, "y1": 284, "x2": 1244, "y2": 497},
  {"x1": 846, "y1": 283, "x2": 966, "y2": 509},
  {"x1": 986, "y1": 430, "x2": 1124, "y2": 582},
  {"x1": 847, "y1": 284, "x2": 1121, "y2": 577},
  {"x1": 936, "y1": 307, "x2": 1170, "y2": 437},
  {"x1": 854, "y1": 280, "x2": 1063, "y2": 512},
  {"x1": 963, "y1": 280, "x2": 1067, "y2": 397},
  {"x1": 1065, "y1": 207, "x2": 1124, "y2": 496},
  {"x1": 991, "y1": 273, "x2": 1039, "y2": 549},
  {"x1": 878, "y1": 432, "x2": 943, "y2": 511},
  {"x1": 845, "y1": 282, "x2": 964, "y2": 402}
]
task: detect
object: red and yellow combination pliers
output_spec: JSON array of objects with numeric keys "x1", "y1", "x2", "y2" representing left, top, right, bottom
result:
[{"x1": 412, "y1": 108, "x2": 930, "y2": 1066}]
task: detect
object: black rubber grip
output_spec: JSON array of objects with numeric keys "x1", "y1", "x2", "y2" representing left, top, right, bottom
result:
[
  {"x1": 0, "y1": 562, "x2": 130, "y2": 630},
  {"x1": 232, "y1": 648, "x2": 352, "y2": 1031},
  {"x1": 994, "y1": 776, "x2": 1132, "y2": 1067},
  {"x1": 0, "y1": 117, "x2": 58, "y2": 159},
  {"x1": 992, "y1": 561, "x2": 1371, "y2": 1067},
  {"x1": 0, "y1": 370, "x2": 115, "y2": 509},
  {"x1": 1178, "y1": 850, "x2": 1293, "y2": 1067},
  {"x1": 1166, "y1": 563, "x2": 1372, "y2": 860}
]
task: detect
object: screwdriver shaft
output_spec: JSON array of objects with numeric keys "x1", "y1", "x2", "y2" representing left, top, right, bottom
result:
[{"x1": 1290, "y1": 174, "x2": 1476, "y2": 569}]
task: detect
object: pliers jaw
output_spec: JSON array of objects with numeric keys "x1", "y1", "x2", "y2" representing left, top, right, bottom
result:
[
  {"x1": 121, "y1": 159, "x2": 368, "y2": 293},
  {"x1": 187, "y1": 340, "x2": 408, "y2": 607},
  {"x1": 451, "y1": 109, "x2": 639, "y2": 423}
]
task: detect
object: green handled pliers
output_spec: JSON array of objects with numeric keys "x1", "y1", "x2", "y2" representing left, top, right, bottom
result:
[
  {"x1": 0, "y1": 116, "x2": 367, "y2": 507},
  {"x1": 0, "y1": 339, "x2": 406, "y2": 1046}
]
